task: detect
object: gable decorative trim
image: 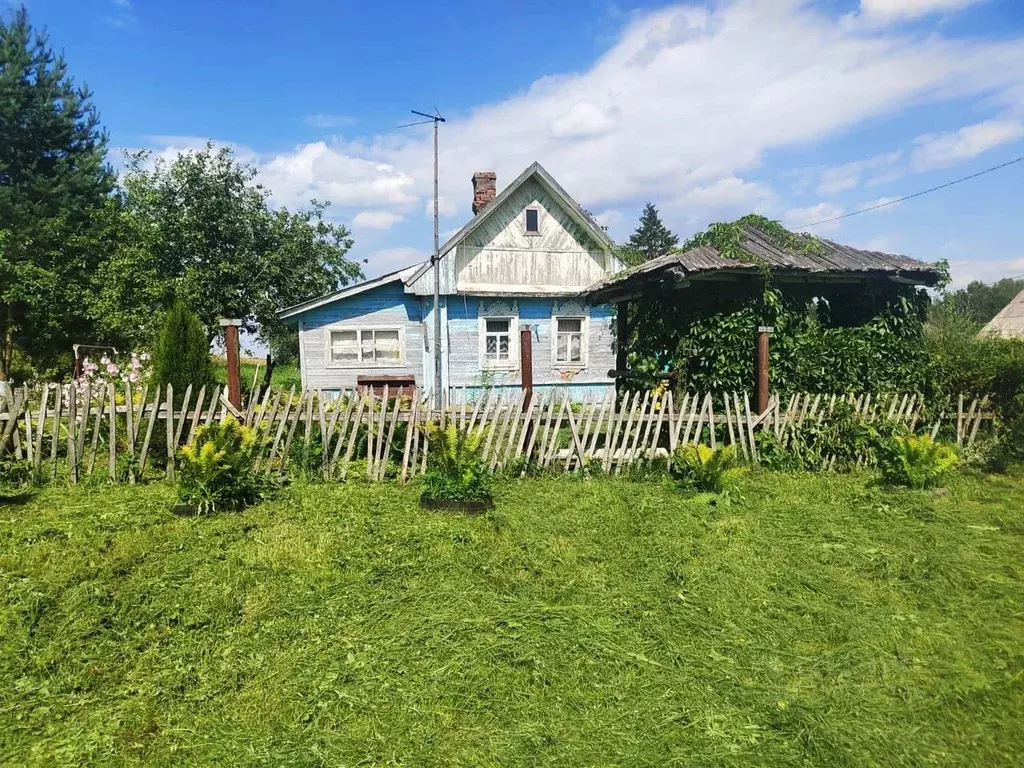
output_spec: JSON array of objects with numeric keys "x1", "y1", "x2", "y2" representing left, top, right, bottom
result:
[
  {"x1": 479, "y1": 299, "x2": 519, "y2": 317},
  {"x1": 552, "y1": 299, "x2": 588, "y2": 317}
]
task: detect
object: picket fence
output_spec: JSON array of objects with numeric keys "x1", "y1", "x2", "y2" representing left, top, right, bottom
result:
[{"x1": 0, "y1": 382, "x2": 994, "y2": 484}]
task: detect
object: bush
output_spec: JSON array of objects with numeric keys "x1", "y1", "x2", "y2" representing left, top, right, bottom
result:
[
  {"x1": 756, "y1": 402, "x2": 907, "y2": 472},
  {"x1": 670, "y1": 444, "x2": 745, "y2": 493},
  {"x1": 878, "y1": 435, "x2": 959, "y2": 489},
  {"x1": 177, "y1": 415, "x2": 269, "y2": 513},
  {"x1": 152, "y1": 301, "x2": 214, "y2": 397},
  {"x1": 421, "y1": 422, "x2": 493, "y2": 505}
]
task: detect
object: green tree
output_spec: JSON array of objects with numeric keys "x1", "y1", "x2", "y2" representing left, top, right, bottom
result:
[
  {"x1": 625, "y1": 202, "x2": 678, "y2": 265},
  {"x1": 934, "y1": 277, "x2": 1024, "y2": 326},
  {"x1": 93, "y1": 143, "x2": 362, "y2": 353},
  {"x1": 151, "y1": 301, "x2": 214, "y2": 395},
  {"x1": 0, "y1": 7, "x2": 115, "y2": 380}
]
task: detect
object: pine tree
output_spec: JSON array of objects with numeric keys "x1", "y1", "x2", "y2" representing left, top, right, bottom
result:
[
  {"x1": 0, "y1": 7, "x2": 115, "y2": 380},
  {"x1": 626, "y1": 202, "x2": 679, "y2": 263},
  {"x1": 151, "y1": 301, "x2": 214, "y2": 396}
]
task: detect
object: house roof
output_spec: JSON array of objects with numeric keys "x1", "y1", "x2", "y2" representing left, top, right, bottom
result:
[
  {"x1": 981, "y1": 289, "x2": 1024, "y2": 339},
  {"x1": 278, "y1": 263, "x2": 421, "y2": 321},
  {"x1": 586, "y1": 223, "x2": 943, "y2": 303},
  {"x1": 405, "y1": 161, "x2": 615, "y2": 286}
]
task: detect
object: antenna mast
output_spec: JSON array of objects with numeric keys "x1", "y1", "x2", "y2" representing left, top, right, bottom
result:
[{"x1": 409, "y1": 109, "x2": 446, "y2": 409}]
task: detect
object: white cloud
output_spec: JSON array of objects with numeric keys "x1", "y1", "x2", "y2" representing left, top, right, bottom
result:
[
  {"x1": 365, "y1": 0, "x2": 1024, "y2": 228},
  {"x1": 948, "y1": 257, "x2": 1024, "y2": 287},
  {"x1": 911, "y1": 119, "x2": 1024, "y2": 170},
  {"x1": 593, "y1": 209, "x2": 624, "y2": 231},
  {"x1": 258, "y1": 142, "x2": 417, "y2": 209},
  {"x1": 103, "y1": 0, "x2": 136, "y2": 28},
  {"x1": 365, "y1": 247, "x2": 424, "y2": 277},
  {"x1": 856, "y1": 195, "x2": 902, "y2": 212},
  {"x1": 817, "y1": 151, "x2": 902, "y2": 195},
  {"x1": 352, "y1": 210, "x2": 404, "y2": 231},
  {"x1": 858, "y1": 0, "x2": 988, "y2": 22},
  {"x1": 784, "y1": 202, "x2": 844, "y2": 233},
  {"x1": 863, "y1": 235, "x2": 896, "y2": 252},
  {"x1": 138, "y1": 0, "x2": 1024, "y2": 239},
  {"x1": 304, "y1": 114, "x2": 356, "y2": 129}
]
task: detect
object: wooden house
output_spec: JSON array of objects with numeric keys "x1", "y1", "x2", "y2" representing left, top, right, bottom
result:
[{"x1": 279, "y1": 162, "x2": 620, "y2": 401}]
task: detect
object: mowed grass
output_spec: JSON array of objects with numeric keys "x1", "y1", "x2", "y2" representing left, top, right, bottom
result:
[{"x1": 2, "y1": 472, "x2": 1024, "y2": 767}]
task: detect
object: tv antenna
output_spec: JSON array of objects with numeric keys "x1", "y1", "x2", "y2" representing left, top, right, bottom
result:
[{"x1": 402, "y1": 108, "x2": 446, "y2": 409}]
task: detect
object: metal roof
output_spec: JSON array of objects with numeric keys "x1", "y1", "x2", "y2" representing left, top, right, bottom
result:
[{"x1": 586, "y1": 224, "x2": 942, "y2": 303}]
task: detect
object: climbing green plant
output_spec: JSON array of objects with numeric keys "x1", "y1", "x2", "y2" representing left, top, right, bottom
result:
[{"x1": 627, "y1": 214, "x2": 933, "y2": 395}]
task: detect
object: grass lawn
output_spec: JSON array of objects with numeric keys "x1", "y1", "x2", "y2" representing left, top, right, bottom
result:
[
  {"x1": 212, "y1": 358, "x2": 302, "y2": 392},
  {"x1": 2, "y1": 472, "x2": 1023, "y2": 766}
]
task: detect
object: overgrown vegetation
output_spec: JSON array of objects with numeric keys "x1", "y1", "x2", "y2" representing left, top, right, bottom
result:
[
  {"x1": 177, "y1": 415, "x2": 270, "y2": 513},
  {"x1": 2, "y1": 474, "x2": 1023, "y2": 765},
  {"x1": 421, "y1": 422, "x2": 494, "y2": 506},
  {"x1": 628, "y1": 215, "x2": 936, "y2": 394}
]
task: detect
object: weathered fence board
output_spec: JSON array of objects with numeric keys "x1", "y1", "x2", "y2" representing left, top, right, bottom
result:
[{"x1": 0, "y1": 384, "x2": 999, "y2": 484}]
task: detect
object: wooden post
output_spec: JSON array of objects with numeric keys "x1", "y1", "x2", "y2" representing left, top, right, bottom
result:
[
  {"x1": 220, "y1": 318, "x2": 243, "y2": 410},
  {"x1": 756, "y1": 325, "x2": 773, "y2": 415},
  {"x1": 520, "y1": 324, "x2": 533, "y2": 399},
  {"x1": 616, "y1": 302, "x2": 629, "y2": 398}
]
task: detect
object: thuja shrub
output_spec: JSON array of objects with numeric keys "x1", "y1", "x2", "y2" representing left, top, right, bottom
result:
[{"x1": 177, "y1": 415, "x2": 270, "y2": 513}]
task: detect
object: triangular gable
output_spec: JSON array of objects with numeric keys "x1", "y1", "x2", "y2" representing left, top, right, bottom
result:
[{"x1": 405, "y1": 161, "x2": 614, "y2": 288}]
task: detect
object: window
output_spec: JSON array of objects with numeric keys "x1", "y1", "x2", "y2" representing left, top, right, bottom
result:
[
  {"x1": 484, "y1": 318, "x2": 512, "y2": 362},
  {"x1": 525, "y1": 207, "x2": 540, "y2": 234},
  {"x1": 554, "y1": 316, "x2": 585, "y2": 365},
  {"x1": 479, "y1": 315, "x2": 518, "y2": 369},
  {"x1": 328, "y1": 328, "x2": 402, "y2": 366}
]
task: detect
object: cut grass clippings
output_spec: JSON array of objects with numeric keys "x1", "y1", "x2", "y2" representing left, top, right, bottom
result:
[{"x1": 1, "y1": 472, "x2": 1023, "y2": 766}]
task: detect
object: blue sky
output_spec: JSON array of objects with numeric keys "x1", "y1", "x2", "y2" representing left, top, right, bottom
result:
[{"x1": 13, "y1": 0, "x2": 1024, "y2": 287}]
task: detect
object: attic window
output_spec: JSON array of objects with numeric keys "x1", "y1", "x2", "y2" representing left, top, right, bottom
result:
[{"x1": 525, "y1": 208, "x2": 540, "y2": 235}]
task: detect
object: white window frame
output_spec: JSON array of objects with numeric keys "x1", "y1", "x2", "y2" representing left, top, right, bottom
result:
[
  {"x1": 552, "y1": 314, "x2": 588, "y2": 369},
  {"x1": 478, "y1": 315, "x2": 519, "y2": 370},
  {"x1": 524, "y1": 206, "x2": 542, "y2": 237},
  {"x1": 324, "y1": 326, "x2": 405, "y2": 368}
]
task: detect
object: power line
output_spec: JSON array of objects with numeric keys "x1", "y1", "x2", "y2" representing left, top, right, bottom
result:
[{"x1": 797, "y1": 153, "x2": 1024, "y2": 229}]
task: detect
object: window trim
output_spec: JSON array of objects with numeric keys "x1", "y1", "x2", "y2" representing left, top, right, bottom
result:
[
  {"x1": 478, "y1": 315, "x2": 519, "y2": 370},
  {"x1": 551, "y1": 314, "x2": 588, "y2": 369},
  {"x1": 524, "y1": 206, "x2": 542, "y2": 237},
  {"x1": 324, "y1": 326, "x2": 405, "y2": 369}
]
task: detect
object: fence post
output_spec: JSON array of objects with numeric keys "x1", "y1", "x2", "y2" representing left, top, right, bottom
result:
[
  {"x1": 520, "y1": 324, "x2": 533, "y2": 399},
  {"x1": 756, "y1": 325, "x2": 773, "y2": 414},
  {"x1": 220, "y1": 318, "x2": 243, "y2": 410}
]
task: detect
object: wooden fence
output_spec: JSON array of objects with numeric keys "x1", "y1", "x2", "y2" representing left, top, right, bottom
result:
[{"x1": 0, "y1": 382, "x2": 994, "y2": 485}]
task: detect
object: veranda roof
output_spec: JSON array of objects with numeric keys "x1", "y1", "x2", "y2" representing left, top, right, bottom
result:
[{"x1": 586, "y1": 224, "x2": 943, "y2": 304}]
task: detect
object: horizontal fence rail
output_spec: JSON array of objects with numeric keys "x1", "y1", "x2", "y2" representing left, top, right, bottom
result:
[{"x1": 0, "y1": 383, "x2": 995, "y2": 484}]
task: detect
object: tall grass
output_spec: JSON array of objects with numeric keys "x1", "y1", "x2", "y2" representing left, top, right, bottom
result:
[{"x1": 2, "y1": 473, "x2": 1023, "y2": 766}]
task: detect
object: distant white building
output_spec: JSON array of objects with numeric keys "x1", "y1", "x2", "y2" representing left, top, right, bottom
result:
[{"x1": 982, "y1": 289, "x2": 1024, "y2": 339}]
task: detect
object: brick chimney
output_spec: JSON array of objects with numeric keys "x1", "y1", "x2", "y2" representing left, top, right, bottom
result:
[{"x1": 472, "y1": 171, "x2": 497, "y2": 215}]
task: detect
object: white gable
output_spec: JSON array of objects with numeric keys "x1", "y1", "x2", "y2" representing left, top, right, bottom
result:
[{"x1": 405, "y1": 163, "x2": 617, "y2": 296}]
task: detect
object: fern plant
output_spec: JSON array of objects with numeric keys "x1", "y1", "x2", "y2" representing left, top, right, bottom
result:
[
  {"x1": 671, "y1": 444, "x2": 746, "y2": 493},
  {"x1": 878, "y1": 434, "x2": 959, "y2": 489},
  {"x1": 421, "y1": 422, "x2": 493, "y2": 505},
  {"x1": 177, "y1": 415, "x2": 268, "y2": 513}
]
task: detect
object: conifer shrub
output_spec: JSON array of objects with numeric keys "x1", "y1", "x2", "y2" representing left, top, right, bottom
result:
[
  {"x1": 152, "y1": 301, "x2": 214, "y2": 395},
  {"x1": 177, "y1": 415, "x2": 269, "y2": 513}
]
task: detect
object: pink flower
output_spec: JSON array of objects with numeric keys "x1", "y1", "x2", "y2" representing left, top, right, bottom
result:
[
  {"x1": 129, "y1": 372, "x2": 140, "y2": 383},
  {"x1": 106, "y1": 363, "x2": 118, "y2": 375}
]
